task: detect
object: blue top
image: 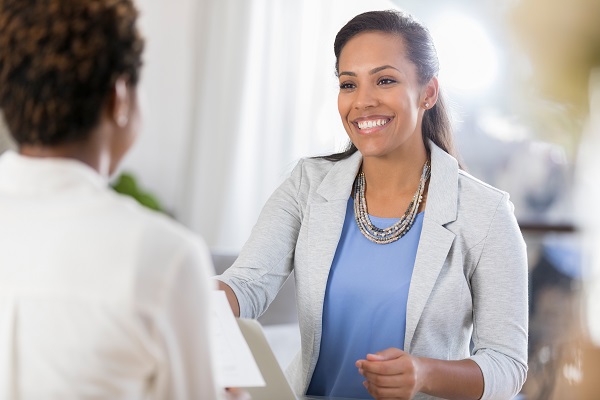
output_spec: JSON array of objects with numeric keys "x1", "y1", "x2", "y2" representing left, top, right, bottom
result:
[{"x1": 307, "y1": 197, "x2": 424, "y2": 399}]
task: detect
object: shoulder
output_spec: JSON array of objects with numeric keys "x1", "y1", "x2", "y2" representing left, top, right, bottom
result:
[
  {"x1": 289, "y1": 156, "x2": 337, "y2": 184},
  {"x1": 452, "y1": 169, "x2": 517, "y2": 247},
  {"x1": 286, "y1": 153, "x2": 361, "y2": 197},
  {"x1": 457, "y1": 169, "x2": 509, "y2": 211},
  {"x1": 428, "y1": 143, "x2": 512, "y2": 230},
  {"x1": 103, "y1": 190, "x2": 214, "y2": 302},
  {"x1": 102, "y1": 189, "x2": 210, "y2": 266}
]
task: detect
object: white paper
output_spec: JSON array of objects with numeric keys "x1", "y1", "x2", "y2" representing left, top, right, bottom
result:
[{"x1": 211, "y1": 290, "x2": 265, "y2": 388}]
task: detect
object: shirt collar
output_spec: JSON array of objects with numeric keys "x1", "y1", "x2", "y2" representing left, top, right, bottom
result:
[{"x1": 0, "y1": 151, "x2": 107, "y2": 196}]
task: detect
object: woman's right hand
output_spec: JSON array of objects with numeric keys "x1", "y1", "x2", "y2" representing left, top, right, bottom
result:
[
  {"x1": 356, "y1": 348, "x2": 423, "y2": 400},
  {"x1": 224, "y1": 387, "x2": 251, "y2": 400}
]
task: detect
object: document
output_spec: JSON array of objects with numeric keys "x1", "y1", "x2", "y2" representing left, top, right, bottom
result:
[{"x1": 211, "y1": 290, "x2": 265, "y2": 388}]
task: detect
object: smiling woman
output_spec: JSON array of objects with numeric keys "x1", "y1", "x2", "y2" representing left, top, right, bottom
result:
[
  {"x1": 216, "y1": 9, "x2": 528, "y2": 400},
  {"x1": 337, "y1": 32, "x2": 432, "y2": 168}
]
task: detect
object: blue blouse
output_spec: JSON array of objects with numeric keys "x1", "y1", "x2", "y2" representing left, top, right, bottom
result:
[{"x1": 307, "y1": 197, "x2": 424, "y2": 398}]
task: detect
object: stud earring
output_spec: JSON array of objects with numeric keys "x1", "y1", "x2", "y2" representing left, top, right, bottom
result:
[{"x1": 424, "y1": 102, "x2": 430, "y2": 109}]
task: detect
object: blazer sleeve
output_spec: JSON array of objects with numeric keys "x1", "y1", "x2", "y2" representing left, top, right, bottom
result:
[
  {"x1": 216, "y1": 159, "x2": 305, "y2": 319},
  {"x1": 469, "y1": 193, "x2": 529, "y2": 400}
]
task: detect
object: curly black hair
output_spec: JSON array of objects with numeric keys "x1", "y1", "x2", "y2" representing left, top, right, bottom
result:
[{"x1": 0, "y1": 0, "x2": 144, "y2": 145}]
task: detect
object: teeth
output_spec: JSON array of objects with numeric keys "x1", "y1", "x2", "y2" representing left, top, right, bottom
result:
[{"x1": 357, "y1": 119, "x2": 389, "y2": 129}]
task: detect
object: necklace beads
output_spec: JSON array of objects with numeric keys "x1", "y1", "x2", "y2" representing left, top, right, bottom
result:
[{"x1": 353, "y1": 161, "x2": 431, "y2": 244}]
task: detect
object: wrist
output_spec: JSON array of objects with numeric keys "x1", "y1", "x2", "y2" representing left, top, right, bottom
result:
[{"x1": 414, "y1": 356, "x2": 431, "y2": 394}]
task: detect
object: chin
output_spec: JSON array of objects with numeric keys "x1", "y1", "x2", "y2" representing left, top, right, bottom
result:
[{"x1": 354, "y1": 144, "x2": 388, "y2": 158}]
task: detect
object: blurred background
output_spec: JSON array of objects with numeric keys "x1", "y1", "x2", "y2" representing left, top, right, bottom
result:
[{"x1": 1, "y1": 0, "x2": 599, "y2": 398}]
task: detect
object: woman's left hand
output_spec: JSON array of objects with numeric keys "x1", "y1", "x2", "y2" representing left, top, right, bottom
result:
[{"x1": 356, "y1": 348, "x2": 425, "y2": 400}]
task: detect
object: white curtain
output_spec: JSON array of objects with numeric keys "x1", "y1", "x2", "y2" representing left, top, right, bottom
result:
[{"x1": 125, "y1": 0, "x2": 395, "y2": 252}]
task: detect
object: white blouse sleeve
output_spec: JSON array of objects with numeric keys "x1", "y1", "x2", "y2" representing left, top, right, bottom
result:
[{"x1": 155, "y1": 237, "x2": 222, "y2": 400}]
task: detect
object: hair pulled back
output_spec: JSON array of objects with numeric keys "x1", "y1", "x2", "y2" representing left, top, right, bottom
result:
[{"x1": 325, "y1": 9, "x2": 457, "y2": 161}]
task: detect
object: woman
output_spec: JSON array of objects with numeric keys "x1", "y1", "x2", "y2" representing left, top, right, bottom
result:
[
  {"x1": 217, "y1": 10, "x2": 528, "y2": 400},
  {"x1": 0, "y1": 1, "x2": 224, "y2": 398}
]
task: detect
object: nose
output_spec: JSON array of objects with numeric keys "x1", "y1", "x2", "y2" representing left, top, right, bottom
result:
[{"x1": 353, "y1": 85, "x2": 378, "y2": 110}]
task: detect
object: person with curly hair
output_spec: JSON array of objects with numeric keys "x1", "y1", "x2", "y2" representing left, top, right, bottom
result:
[{"x1": 0, "y1": 1, "x2": 229, "y2": 398}]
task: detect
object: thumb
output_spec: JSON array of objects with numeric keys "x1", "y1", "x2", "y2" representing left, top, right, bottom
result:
[{"x1": 366, "y1": 347, "x2": 405, "y2": 361}]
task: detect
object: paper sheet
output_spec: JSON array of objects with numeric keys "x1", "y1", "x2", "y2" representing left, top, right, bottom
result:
[{"x1": 211, "y1": 290, "x2": 265, "y2": 388}]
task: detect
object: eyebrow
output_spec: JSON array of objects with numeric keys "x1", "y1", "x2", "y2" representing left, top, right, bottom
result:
[{"x1": 338, "y1": 65, "x2": 400, "y2": 77}]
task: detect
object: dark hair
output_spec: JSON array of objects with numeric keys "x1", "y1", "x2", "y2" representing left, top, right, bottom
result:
[
  {"x1": 0, "y1": 0, "x2": 144, "y2": 146},
  {"x1": 324, "y1": 9, "x2": 457, "y2": 162}
]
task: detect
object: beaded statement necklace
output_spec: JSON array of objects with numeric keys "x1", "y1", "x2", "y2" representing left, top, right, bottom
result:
[{"x1": 353, "y1": 161, "x2": 431, "y2": 244}]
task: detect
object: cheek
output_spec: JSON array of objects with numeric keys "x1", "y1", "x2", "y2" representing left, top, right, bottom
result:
[
  {"x1": 337, "y1": 97, "x2": 354, "y2": 137},
  {"x1": 395, "y1": 97, "x2": 419, "y2": 124},
  {"x1": 337, "y1": 96, "x2": 355, "y2": 136},
  {"x1": 337, "y1": 94, "x2": 350, "y2": 117},
  {"x1": 130, "y1": 108, "x2": 142, "y2": 141},
  {"x1": 123, "y1": 103, "x2": 142, "y2": 149}
]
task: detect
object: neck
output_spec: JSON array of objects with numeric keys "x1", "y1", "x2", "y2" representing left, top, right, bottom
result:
[
  {"x1": 361, "y1": 143, "x2": 429, "y2": 196},
  {"x1": 19, "y1": 126, "x2": 112, "y2": 177}
]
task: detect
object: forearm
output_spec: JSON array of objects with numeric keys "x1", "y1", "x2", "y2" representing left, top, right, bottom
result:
[
  {"x1": 417, "y1": 357, "x2": 483, "y2": 400},
  {"x1": 217, "y1": 281, "x2": 240, "y2": 317},
  {"x1": 213, "y1": 161, "x2": 303, "y2": 320}
]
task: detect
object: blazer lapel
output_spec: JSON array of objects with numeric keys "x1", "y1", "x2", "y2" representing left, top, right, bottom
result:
[
  {"x1": 404, "y1": 142, "x2": 459, "y2": 352},
  {"x1": 303, "y1": 152, "x2": 362, "y2": 383},
  {"x1": 307, "y1": 152, "x2": 362, "y2": 300}
]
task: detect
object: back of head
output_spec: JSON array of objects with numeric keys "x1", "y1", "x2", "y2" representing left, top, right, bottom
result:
[
  {"x1": 0, "y1": 0, "x2": 144, "y2": 146},
  {"x1": 329, "y1": 10, "x2": 457, "y2": 161}
]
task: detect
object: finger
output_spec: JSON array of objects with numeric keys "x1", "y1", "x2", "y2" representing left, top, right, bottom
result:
[
  {"x1": 360, "y1": 357, "x2": 410, "y2": 375},
  {"x1": 362, "y1": 368, "x2": 417, "y2": 390},
  {"x1": 361, "y1": 370, "x2": 403, "y2": 388},
  {"x1": 366, "y1": 347, "x2": 406, "y2": 361},
  {"x1": 364, "y1": 380, "x2": 413, "y2": 400},
  {"x1": 366, "y1": 353, "x2": 386, "y2": 361},
  {"x1": 357, "y1": 348, "x2": 406, "y2": 372}
]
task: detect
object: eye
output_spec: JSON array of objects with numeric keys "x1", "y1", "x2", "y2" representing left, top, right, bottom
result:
[
  {"x1": 378, "y1": 78, "x2": 397, "y2": 85},
  {"x1": 339, "y1": 82, "x2": 355, "y2": 90}
]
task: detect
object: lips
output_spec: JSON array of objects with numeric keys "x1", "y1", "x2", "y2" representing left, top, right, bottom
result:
[{"x1": 353, "y1": 116, "x2": 392, "y2": 132}]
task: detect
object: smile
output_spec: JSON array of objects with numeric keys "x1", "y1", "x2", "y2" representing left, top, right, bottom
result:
[{"x1": 355, "y1": 118, "x2": 391, "y2": 130}]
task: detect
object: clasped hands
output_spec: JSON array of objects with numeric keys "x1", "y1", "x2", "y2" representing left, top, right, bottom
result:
[{"x1": 356, "y1": 348, "x2": 424, "y2": 400}]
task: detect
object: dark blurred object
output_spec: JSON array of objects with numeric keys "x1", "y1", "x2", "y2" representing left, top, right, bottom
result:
[
  {"x1": 530, "y1": 239, "x2": 582, "y2": 314},
  {"x1": 456, "y1": 116, "x2": 575, "y2": 227},
  {"x1": 525, "y1": 238, "x2": 582, "y2": 399},
  {"x1": 111, "y1": 172, "x2": 163, "y2": 212}
]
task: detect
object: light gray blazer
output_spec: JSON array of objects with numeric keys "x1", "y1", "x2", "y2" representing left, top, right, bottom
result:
[{"x1": 218, "y1": 141, "x2": 528, "y2": 400}]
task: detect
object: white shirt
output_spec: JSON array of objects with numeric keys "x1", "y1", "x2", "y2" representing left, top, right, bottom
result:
[{"x1": 0, "y1": 151, "x2": 219, "y2": 400}]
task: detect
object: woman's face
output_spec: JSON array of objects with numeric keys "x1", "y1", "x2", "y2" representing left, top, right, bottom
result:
[{"x1": 337, "y1": 31, "x2": 430, "y2": 160}]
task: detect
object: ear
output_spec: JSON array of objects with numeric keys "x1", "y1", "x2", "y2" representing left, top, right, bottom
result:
[
  {"x1": 421, "y1": 76, "x2": 439, "y2": 110},
  {"x1": 111, "y1": 76, "x2": 131, "y2": 128}
]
